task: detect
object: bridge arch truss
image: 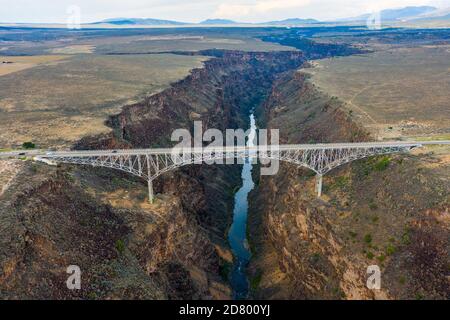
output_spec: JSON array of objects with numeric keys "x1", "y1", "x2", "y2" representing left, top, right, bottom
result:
[{"x1": 37, "y1": 142, "x2": 421, "y2": 201}]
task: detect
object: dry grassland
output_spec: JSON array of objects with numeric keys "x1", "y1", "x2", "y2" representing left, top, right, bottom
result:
[
  {"x1": 0, "y1": 55, "x2": 67, "y2": 76},
  {"x1": 0, "y1": 53, "x2": 207, "y2": 148},
  {"x1": 305, "y1": 45, "x2": 450, "y2": 140}
]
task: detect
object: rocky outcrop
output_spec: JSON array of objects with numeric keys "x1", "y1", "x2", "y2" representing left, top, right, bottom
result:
[
  {"x1": 0, "y1": 164, "x2": 156, "y2": 299},
  {"x1": 100, "y1": 50, "x2": 307, "y2": 298},
  {"x1": 0, "y1": 162, "x2": 231, "y2": 299},
  {"x1": 104, "y1": 50, "x2": 305, "y2": 148},
  {"x1": 1, "y1": 50, "x2": 308, "y2": 299},
  {"x1": 248, "y1": 69, "x2": 449, "y2": 300}
]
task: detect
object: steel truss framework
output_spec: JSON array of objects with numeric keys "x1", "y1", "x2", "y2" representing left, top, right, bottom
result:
[{"x1": 36, "y1": 143, "x2": 421, "y2": 201}]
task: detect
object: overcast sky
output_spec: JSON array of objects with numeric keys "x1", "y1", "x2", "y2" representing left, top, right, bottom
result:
[{"x1": 1, "y1": 0, "x2": 448, "y2": 23}]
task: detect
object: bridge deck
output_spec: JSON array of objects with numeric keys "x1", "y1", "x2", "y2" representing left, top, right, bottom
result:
[
  {"x1": 1, "y1": 140, "x2": 448, "y2": 159},
  {"x1": 1, "y1": 140, "x2": 448, "y2": 201}
]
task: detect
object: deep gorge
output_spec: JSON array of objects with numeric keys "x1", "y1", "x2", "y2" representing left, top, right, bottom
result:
[
  {"x1": 73, "y1": 49, "x2": 306, "y2": 299},
  {"x1": 248, "y1": 68, "x2": 449, "y2": 300},
  {"x1": 1, "y1": 43, "x2": 448, "y2": 300}
]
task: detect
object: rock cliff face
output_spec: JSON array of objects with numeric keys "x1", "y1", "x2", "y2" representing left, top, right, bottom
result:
[
  {"x1": 248, "y1": 70, "x2": 449, "y2": 300},
  {"x1": 100, "y1": 50, "x2": 306, "y2": 299},
  {"x1": 0, "y1": 162, "x2": 232, "y2": 299},
  {"x1": 3, "y1": 45, "x2": 445, "y2": 300},
  {"x1": 104, "y1": 50, "x2": 305, "y2": 148},
  {"x1": 0, "y1": 50, "x2": 307, "y2": 299}
]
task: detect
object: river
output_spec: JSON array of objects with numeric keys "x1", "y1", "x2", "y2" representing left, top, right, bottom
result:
[{"x1": 228, "y1": 114, "x2": 256, "y2": 300}]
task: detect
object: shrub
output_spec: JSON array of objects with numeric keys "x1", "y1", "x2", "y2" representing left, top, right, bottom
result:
[
  {"x1": 369, "y1": 200, "x2": 378, "y2": 210},
  {"x1": 373, "y1": 156, "x2": 390, "y2": 171},
  {"x1": 386, "y1": 244, "x2": 397, "y2": 255},
  {"x1": 136, "y1": 192, "x2": 147, "y2": 202},
  {"x1": 310, "y1": 252, "x2": 321, "y2": 264},
  {"x1": 364, "y1": 234, "x2": 372, "y2": 245},
  {"x1": 22, "y1": 141, "x2": 36, "y2": 149},
  {"x1": 87, "y1": 292, "x2": 97, "y2": 300},
  {"x1": 415, "y1": 293, "x2": 424, "y2": 300},
  {"x1": 250, "y1": 271, "x2": 263, "y2": 291},
  {"x1": 334, "y1": 176, "x2": 349, "y2": 189},
  {"x1": 366, "y1": 251, "x2": 374, "y2": 259},
  {"x1": 359, "y1": 156, "x2": 392, "y2": 177},
  {"x1": 219, "y1": 261, "x2": 232, "y2": 282},
  {"x1": 332, "y1": 287, "x2": 346, "y2": 299},
  {"x1": 63, "y1": 172, "x2": 75, "y2": 183},
  {"x1": 115, "y1": 239, "x2": 125, "y2": 254},
  {"x1": 401, "y1": 230, "x2": 411, "y2": 245}
]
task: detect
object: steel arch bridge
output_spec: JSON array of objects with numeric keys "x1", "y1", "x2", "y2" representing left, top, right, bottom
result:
[{"x1": 22, "y1": 140, "x2": 448, "y2": 202}]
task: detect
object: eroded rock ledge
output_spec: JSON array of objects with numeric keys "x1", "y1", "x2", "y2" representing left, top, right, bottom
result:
[
  {"x1": 248, "y1": 70, "x2": 449, "y2": 300},
  {"x1": 1, "y1": 50, "x2": 307, "y2": 299}
]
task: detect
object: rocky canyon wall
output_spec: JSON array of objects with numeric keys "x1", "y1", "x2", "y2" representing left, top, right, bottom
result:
[
  {"x1": 248, "y1": 70, "x2": 449, "y2": 300},
  {"x1": 0, "y1": 50, "x2": 307, "y2": 299}
]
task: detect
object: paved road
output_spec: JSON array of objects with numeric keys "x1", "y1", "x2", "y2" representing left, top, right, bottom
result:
[
  {"x1": 0, "y1": 140, "x2": 449, "y2": 159},
  {"x1": 0, "y1": 149, "x2": 45, "y2": 159}
]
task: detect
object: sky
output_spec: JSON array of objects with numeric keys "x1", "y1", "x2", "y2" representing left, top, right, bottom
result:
[{"x1": 0, "y1": 0, "x2": 449, "y2": 23}]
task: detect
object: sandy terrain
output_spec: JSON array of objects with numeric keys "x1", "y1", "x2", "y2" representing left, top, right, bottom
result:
[
  {"x1": 0, "y1": 55, "x2": 67, "y2": 76},
  {"x1": 0, "y1": 160, "x2": 23, "y2": 197},
  {"x1": 0, "y1": 54, "x2": 207, "y2": 148}
]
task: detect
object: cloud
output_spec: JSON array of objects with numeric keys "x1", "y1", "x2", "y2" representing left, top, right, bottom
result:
[
  {"x1": 361, "y1": 0, "x2": 438, "y2": 12},
  {"x1": 214, "y1": 0, "x2": 311, "y2": 18},
  {"x1": 1, "y1": 0, "x2": 445, "y2": 23}
]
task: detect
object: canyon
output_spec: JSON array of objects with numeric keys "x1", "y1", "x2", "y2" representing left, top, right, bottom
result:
[
  {"x1": 1, "y1": 49, "x2": 306, "y2": 299},
  {"x1": 248, "y1": 70, "x2": 449, "y2": 300},
  {"x1": 0, "y1": 33, "x2": 448, "y2": 300}
]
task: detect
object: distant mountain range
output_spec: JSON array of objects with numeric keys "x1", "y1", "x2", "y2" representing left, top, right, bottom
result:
[
  {"x1": 264, "y1": 18, "x2": 319, "y2": 25},
  {"x1": 95, "y1": 17, "x2": 319, "y2": 26},
  {"x1": 199, "y1": 19, "x2": 237, "y2": 25},
  {"x1": 95, "y1": 18, "x2": 187, "y2": 25},
  {"x1": 336, "y1": 6, "x2": 449, "y2": 22},
  {"x1": 338, "y1": 6, "x2": 435, "y2": 21},
  {"x1": 409, "y1": 8, "x2": 450, "y2": 21},
  {"x1": 95, "y1": 6, "x2": 449, "y2": 26}
]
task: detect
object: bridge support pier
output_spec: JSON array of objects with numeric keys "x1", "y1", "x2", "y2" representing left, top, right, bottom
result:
[
  {"x1": 316, "y1": 174, "x2": 323, "y2": 198},
  {"x1": 148, "y1": 180, "x2": 154, "y2": 204}
]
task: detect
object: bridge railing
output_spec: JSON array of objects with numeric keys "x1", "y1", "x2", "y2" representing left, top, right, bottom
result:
[{"x1": 3, "y1": 140, "x2": 448, "y2": 202}]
